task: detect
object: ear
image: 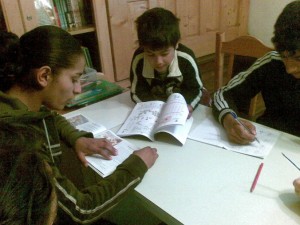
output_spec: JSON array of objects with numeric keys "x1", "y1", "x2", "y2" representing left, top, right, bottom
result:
[{"x1": 36, "y1": 66, "x2": 52, "y2": 88}]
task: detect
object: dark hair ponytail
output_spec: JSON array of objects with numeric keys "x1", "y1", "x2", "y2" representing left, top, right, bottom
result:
[
  {"x1": 0, "y1": 25, "x2": 84, "y2": 92},
  {"x1": 18, "y1": 25, "x2": 83, "y2": 90}
]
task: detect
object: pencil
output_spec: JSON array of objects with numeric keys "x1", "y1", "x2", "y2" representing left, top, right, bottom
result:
[
  {"x1": 250, "y1": 162, "x2": 264, "y2": 193},
  {"x1": 282, "y1": 152, "x2": 300, "y2": 171}
]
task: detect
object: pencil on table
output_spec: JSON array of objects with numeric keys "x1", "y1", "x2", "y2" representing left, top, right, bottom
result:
[{"x1": 250, "y1": 162, "x2": 264, "y2": 193}]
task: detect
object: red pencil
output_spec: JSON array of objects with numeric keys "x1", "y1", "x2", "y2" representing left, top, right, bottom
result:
[{"x1": 250, "y1": 163, "x2": 264, "y2": 193}]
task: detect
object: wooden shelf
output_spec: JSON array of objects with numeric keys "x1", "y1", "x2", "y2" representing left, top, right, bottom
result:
[{"x1": 67, "y1": 25, "x2": 95, "y2": 35}]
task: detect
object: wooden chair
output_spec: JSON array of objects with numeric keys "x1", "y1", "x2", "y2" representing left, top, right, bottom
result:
[{"x1": 214, "y1": 32, "x2": 273, "y2": 120}]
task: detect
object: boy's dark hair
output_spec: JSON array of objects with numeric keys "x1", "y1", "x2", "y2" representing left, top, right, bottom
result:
[
  {"x1": 272, "y1": 0, "x2": 300, "y2": 54},
  {"x1": 136, "y1": 7, "x2": 180, "y2": 50}
]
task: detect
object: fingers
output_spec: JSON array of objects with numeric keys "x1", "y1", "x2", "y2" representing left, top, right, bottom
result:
[
  {"x1": 241, "y1": 119, "x2": 257, "y2": 135},
  {"x1": 77, "y1": 152, "x2": 89, "y2": 167},
  {"x1": 228, "y1": 125, "x2": 255, "y2": 144},
  {"x1": 228, "y1": 133, "x2": 250, "y2": 145},
  {"x1": 293, "y1": 178, "x2": 300, "y2": 196},
  {"x1": 97, "y1": 139, "x2": 118, "y2": 156},
  {"x1": 151, "y1": 147, "x2": 159, "y2": 157},
  {"x1": 133, "y1": 146, "x2": 159, "y2": 169},
  {"x1": 76, "y1": 137, "x2": 117, "y2": 158},
  {"x1": 139, "y1": 146, "x2": 159, "y2": 158},
  {"x1": 223, "y1": 114, "x2": 257, "y2": 144},
  {"x1": 226, "y1": 122, "x2": 256, "y2": 144}
]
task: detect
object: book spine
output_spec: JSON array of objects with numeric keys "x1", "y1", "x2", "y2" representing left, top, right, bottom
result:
[
  {"x1": 65, "y1": 0, "x2": 75, "y2": 28},
  {"x1": 77, "y1": 0, "x2": 87, "y2": 26},
  {"x1": 59, "y1": 0, "x2": 72, "y2": 29},
  {"x1": 35, "y1": 0, "x2": 57, "y2": 26},
  {"x1": 81, "y1": 46, "x2": 93, "y2": 68},
  {"x1": 68, "y1": 0, "x2": 82, "y2": 28},
  {"x1": 53, "y1": 5, "x2": 61, "y2": 27},
  {"x1": 49, "y1": 0, "x2": 61, "y2": 27},
  {"x1": 53, "y1": 0, "x2": 68, "y2": 29},
  {"x1": 79, "y1": 0, "x2": 92, "y2": 25}
]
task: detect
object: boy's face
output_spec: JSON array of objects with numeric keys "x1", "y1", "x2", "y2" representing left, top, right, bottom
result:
[
  {"x1": 282, "y1": 50, "x2": 300, "y2": 79},
  {"x1": 144, "y1": 46, "x2": 176, "y2": 74}
]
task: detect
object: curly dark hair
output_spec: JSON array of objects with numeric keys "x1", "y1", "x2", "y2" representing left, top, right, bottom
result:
[{"x1": 271, "y1": 0, "x2": 300, "y2": 54}]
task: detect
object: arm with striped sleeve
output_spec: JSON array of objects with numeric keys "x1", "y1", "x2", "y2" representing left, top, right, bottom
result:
[
  {"x1": 53, "y1": 154, "x2": 148, "y2": 224},
  {"x1": 212, "y1": 51, "x2": 279, "y2": 126}
]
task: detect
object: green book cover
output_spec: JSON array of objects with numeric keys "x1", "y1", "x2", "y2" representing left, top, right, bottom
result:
[{"x1": 66, "y1": 80, "x2": 123, "y2": 108}]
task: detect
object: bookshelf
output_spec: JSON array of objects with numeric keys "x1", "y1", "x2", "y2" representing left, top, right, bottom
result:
[{"x1": 0, "y1": 0, "x2": 114, "y2": 81}]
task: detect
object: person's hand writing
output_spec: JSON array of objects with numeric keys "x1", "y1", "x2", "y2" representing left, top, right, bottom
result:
[
  {"x1": 223, "y1": 113, "x2": 256, "y2": 144},
  {"x1": 293, "y1": 177, "x2": 300, "y2": 196},
  {"x1": 133, "y1": 146, "x2": 158, "y2": 169},
  {"x1": 75, "y1": 137, "x2": 118, "y2": 167}
]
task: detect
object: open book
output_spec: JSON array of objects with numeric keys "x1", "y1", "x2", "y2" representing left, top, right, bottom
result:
[
  {"x1": 66, "y1": 114, "x2": 137, "y2": 177},
  {"x1": 117, "y1": 93, "x2": 193, "y2": 145}
]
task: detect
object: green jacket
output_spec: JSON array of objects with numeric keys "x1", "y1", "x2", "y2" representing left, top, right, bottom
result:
[{"x1": 0, "y1": 91, "x2": 148, "y2": 224}]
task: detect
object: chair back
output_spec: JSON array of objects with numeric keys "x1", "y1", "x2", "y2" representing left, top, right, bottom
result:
[{"x1": 214, "y1": 32, "x2": 273, "y2": 120}]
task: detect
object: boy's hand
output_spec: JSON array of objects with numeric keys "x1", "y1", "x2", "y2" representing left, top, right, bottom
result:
[{"x1": 223, "y1": 113, "x2": 256, "y2": 144}]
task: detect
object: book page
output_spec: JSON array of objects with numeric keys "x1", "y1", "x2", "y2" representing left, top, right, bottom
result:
[
  {"x1": 155, "y1": 117, "x2": 193, "y2": 145},
  {"x1": 188, "y1": 110, "x2": 280, "y2": 158},
  {"x1": 65, "y1": 114, "x2": 137, "y2": 177},
  {"x1": 66, "y1": 114, "x2": 106, "y2": 135},
  {"x1": 117, "y1": 101, "x2": 164, "y2": 140},
  {"x1": 155, "y1": 93, "x2": 189, "y2": 130},
  {"x1": 86, "y1": 130, "x2": 137, "y2": 177}
]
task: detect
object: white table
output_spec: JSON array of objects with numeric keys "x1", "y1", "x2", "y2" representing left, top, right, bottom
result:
[{"x1": 65, "y1": 91, "x2": 300, "y2": 225}]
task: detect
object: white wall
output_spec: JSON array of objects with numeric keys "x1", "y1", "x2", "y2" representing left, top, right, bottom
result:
[{"x1": 248, "y1": 0, "x2": 294, "y2": 47}]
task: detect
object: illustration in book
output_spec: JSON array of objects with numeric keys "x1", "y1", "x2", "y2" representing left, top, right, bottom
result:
[
  {"x1": 117, "y1": 93, "x2": 193, "y2": 145},
  {"x1": 66, "y1": 114, "x2": 136, "y2": 177}
]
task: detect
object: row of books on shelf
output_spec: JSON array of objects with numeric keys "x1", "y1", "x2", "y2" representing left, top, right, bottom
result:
[{"x1": 37, "y1": 0, "x2": 92, "y2": 29}]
